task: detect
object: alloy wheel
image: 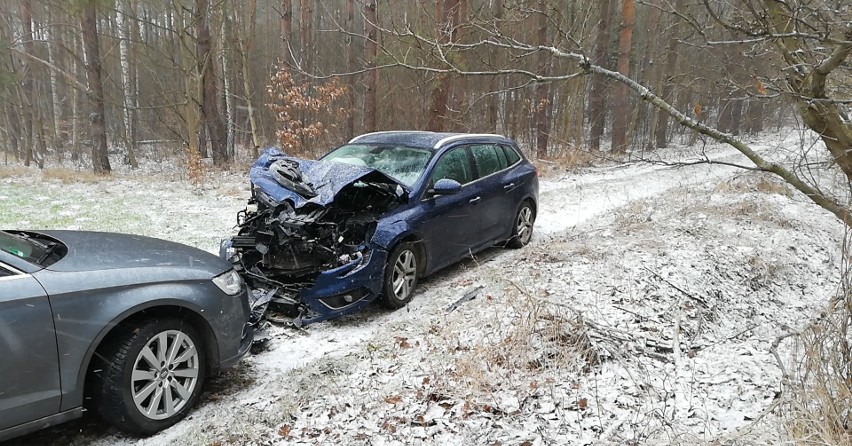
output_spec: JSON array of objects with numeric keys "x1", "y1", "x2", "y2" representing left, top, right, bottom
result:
[
  {"x1": 516, "y1": 206, "x2": 534, "y2": 245},
  {"x1": 392, "y1": 249, "x2": 417, "y2": 300},
  {"x1": 130, "y1": 329, "x2": 201, "y2": 420}
]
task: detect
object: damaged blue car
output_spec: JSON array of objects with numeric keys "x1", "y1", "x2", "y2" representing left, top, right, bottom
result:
[{"x1": 221, "y1": 131, "x2": 538, "y2": 326}]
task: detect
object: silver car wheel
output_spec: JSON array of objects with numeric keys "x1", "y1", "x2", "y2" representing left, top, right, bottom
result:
[
  {"x1": 516, "y1": 206, "x2": 534, "y2": 244},
  {"x1": 391, "y1": 249, "x2": 417, "y2": 300},
  {"x1": 131, "y1": 329, "x2": 200, "y2": 421}
]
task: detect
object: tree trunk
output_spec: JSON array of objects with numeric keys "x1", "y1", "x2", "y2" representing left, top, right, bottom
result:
[
  {"x1": 46, "y1": 21, "x2": 63, "y2": 157},
  {"x1": 763, "y1": 1, "x2": 852, "y2": 185},
  {"x1": 718, "y1": 94, "x2": 732, "y2": 133},
  {"x1": 730, "y1": 97, "x2": 743, "y2": 136},
  {"x1": 117, "y1": 0, "x2": 138, "y2": 168},
  {"x1": 654, "y1": 0, "x2": 684, "y2": 148},
  {"x1": 81, "y1": 0, "x2": 111, "y2": 174},
  {"x1": 299, "y1": 0, "x2": 313, "y2": 73},
  {"x1": 281, "y1": 0, "x2": 291, "y2": 60},
  {"x1": 19, "y1": 0, "x2": 36, "y2": 167},
  {"x1": 427, "y1": 0, "x2": 459, "y2": 132},
  {"x1": 221, "y1": 0, "x2": 235, "y2": 157},
  {"x1": 588, "y1": 0, "x2": 613, "y2": 151},
  {"x1": 611, "y1": 0, "x2": 635, "y2": 153},
  {"x1": 363, "y1": 0, "x2": 378, "y2": 132},
  {"x1": 487, "y1": 0, "x2": 504, "y2": 133},
  {"x1": 70, "y1": 29, "x2": 81, "y2": 161},
  {"x1": 196, "y1": 0, "x2": 229, "y2": 166},
  {"x1": 236, "y1": 2, "x2": 260, "y2": 156},
  {"x1": 534, "y1": 0, "x2": 551, "y2": 158},
  {"x1": 1, "y1": 15, "x2": 22, "y2": 161},
  {"x1": 345, "y1": 0, "x2": 356, "y2": 139},
  {"x1": 746, "y1": 100, "x2": 764, "y2": 135}
]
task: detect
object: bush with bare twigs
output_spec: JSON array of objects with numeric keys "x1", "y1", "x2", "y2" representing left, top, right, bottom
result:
[
  {"x1": 266, "y1": 70, "x2": 349, "y2": 158},
  {"x1": 781, "y1": 239, "x2": 852, "y2": 446}
]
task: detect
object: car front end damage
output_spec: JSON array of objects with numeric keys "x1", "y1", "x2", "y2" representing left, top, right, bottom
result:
[{"x1": 221, "y1": 148, "x2": 406, "y2": 328}]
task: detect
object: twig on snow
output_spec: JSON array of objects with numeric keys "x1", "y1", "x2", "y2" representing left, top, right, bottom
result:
[
  {"x1": 643, "y1": 266, "x2": 709, "y2": 308},
  {"x1": 445, "y1": 285, "x2": 484, "y2": 313}
]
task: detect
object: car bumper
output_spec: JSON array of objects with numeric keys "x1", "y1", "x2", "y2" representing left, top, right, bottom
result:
[
  {"x1": 214, "y1": 286, "x2": 254, "y2": 369},
  {"x1": 220, "y1": 321, "x2": 253, "y2": 369},
  {"x1": 294, "y1": 247, "x2": 389, "y2": 325}
]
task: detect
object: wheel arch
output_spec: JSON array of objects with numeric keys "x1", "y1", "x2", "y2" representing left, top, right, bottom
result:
[
  {"x1": 393, "y1": 234, "x2": 428, "y2": 277},
  {"x1": 80, "y1": 303, "x2": 219, "y2": 407},
  {"x1": 520, "y1": 195, "x2": 537, "y2": 216}
]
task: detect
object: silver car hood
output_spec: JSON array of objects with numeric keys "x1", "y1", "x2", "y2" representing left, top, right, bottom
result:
[{"x1": 36, "y1": 230, "x2": 228, "y2": 275}]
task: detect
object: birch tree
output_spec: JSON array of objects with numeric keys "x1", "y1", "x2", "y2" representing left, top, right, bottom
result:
[{"x1": 117, "y1": 0, "x2": 138, "y2": 167}]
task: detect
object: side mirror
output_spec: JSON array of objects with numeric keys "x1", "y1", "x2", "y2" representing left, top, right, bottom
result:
[{"x1": 430, "y1": 178, "x2": 462, "y2": 195}]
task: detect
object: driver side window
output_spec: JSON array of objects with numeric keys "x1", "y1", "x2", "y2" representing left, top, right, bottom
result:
[
  {"x1": 430, "y1": 147, "x2": 473, "y2": 185},
  {"x1": 0, "y1": 265, "x2": 15, "y2": 277}
]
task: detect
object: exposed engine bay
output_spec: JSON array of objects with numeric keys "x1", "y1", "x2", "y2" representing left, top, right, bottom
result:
[{"x1": 222, "y1": 148, "x2": 406, "y2": 330}]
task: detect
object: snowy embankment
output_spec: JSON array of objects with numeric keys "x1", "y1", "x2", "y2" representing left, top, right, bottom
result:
[{"x1": 2, "y1": 130, "x2": 843, "y2": 445}]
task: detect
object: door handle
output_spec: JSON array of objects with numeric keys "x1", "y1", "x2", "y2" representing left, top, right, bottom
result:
[
  {"x1": 469, "y1": 196, "x2": 481, "y2": 204},
  {"x1": 503, "y1": 182, "x2": 515, "y2": 190}
]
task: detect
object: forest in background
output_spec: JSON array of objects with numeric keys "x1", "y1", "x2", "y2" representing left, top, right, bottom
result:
[{"x1": 0, "y1": 0, "x2": 811, "y2": 173}]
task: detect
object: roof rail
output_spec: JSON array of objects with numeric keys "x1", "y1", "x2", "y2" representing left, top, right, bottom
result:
[
  {"x1": 348, "y1": 131, "x2": 420, "y2": 144},
  {"x1": 433, "y1": 133, "x2": 506, "y2": 149}
]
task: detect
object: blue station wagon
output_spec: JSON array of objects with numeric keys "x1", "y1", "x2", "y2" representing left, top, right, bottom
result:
[{"x1": 222, "y1": 131, "x2": 539, "y2": 325}]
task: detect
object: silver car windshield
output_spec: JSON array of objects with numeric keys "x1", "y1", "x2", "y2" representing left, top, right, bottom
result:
[{"x1": 323, "y1": 144, "x2": 433, "y2": 187}]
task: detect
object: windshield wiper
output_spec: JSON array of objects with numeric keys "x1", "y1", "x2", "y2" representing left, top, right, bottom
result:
[{"x1": 36, "y1": 242, "x2": 58, "y2": 264}]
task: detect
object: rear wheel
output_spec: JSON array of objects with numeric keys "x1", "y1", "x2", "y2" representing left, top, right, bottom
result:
[
  {"x1": 380, "y1": 242, "x2": 419, "y2": 309},
  {"x1": 92, "y1": 318, "x2": 206, "y2": 435},
  {"x1": 507, "y1": 201, "x2": 535, "y2": 248}
]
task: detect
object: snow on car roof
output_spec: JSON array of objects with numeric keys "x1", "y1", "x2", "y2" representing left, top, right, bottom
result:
[{"x1": 348, "y1": 131, "x2": 514, "y2": 150}]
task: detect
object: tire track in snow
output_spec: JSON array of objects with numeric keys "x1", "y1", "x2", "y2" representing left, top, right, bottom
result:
[{"x1": 535, "y1": 147, "x2": 748, "y2": 236}]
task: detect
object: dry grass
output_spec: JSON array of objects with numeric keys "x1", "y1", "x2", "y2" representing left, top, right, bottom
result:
[
  {"x1": 41, "y1": 168, "x2": 108, "y2": 184},
  {"x1": 0, "y1": 166, "x2": 37, "y2": 178},
  {"x1": 536, "y1": 148, "x2": 598, "y2": 177},
  {"x1": 745, "y1": 254, "x2": 783, "y2": 290},
  {"x1": 783, "y1": 294, "x2": 852, "y2": 445},
  {"x1": 429, "y1": 285, "x2": 598, "y2": 402},
  {"x1": 715, "y1": 173, "x2": 792, "y2": 197},
  {"x1": 614, "y1": 200, "x2": 655, "y2": 230},
  {"x1": 782, "y1": 233, "x2": 852, "y2": 446}
]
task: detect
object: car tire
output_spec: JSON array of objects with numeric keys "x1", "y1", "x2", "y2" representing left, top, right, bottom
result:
[
  {"x1": 507, "y1": 200, "x2": 535, "y2": 248},
  {"x1": 380, "y1": 242, "x2": 419, "y2": 309},
  {"x1": 92, "y1": 317, "x2": 206, "y2": 435}
]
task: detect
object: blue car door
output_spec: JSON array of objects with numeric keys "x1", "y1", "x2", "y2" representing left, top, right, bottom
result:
[
  {"x1": 468, "y1": 144, "x2": 512, "y2": 243},
  {"x1": 0, "y1": 264, "x2": 61, "y2": 430},
  {"x1": 417, "y1": 146, "x2": 481, "y2": 269}
]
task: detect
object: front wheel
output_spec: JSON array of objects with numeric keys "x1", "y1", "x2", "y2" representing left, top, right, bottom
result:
[
  {"x1": 380, "y1": 242, "x2": 419, "y2": 309},
  {"x1": 92, "y1": 318, "x2": 206, "y2": 435},
  {"x1": 507, "y1": 201, "x2": 535, "y2": 248}
]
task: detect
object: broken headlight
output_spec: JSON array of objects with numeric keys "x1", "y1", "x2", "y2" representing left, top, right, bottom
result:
[{"x1": 213, "y1": 269, "x2": 244, "y2": 295}]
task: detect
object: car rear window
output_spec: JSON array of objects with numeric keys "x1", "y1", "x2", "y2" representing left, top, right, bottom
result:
[{"x1": 502, "y1": 145, "x2": 521, "y2": 165}]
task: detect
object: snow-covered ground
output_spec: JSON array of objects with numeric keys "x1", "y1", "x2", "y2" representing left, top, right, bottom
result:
[{"x1": 0, "y1": 130, "x2": 844, "y2": 445}]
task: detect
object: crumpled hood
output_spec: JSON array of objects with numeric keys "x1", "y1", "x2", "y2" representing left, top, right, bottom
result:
[
  {"x1": 38, "y1": 230, "x2": 228, "y2": 274},
  {"x1": 250, "y1": 147, "x2": 404, "y2": 208}
]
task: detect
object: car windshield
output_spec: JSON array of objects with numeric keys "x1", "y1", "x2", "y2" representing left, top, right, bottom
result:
[
  {"x1": 322, "y1": 144, "x2": 433, "y2": 187},
  {"x1": 0, "y1": 230, "x2": 65, "y2": 266}
]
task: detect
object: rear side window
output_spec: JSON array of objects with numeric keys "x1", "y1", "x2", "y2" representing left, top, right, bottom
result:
[
  {"x1": 431, "y1": 147, "x2": 474, "y2": 185},
  {"x1": 0, "y1": 265, "x2": 14, "y2": 277},
  {"x1": 470, "y1": 145, "x2": 507, "y2": 179},
  {"x1": 502, "y1": 145, "x2": 521, "y2": 165}
]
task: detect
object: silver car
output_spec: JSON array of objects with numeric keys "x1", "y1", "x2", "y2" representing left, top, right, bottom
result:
[{"x1": 0, "y1": 230, "x2": 253, "y2": 440}]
